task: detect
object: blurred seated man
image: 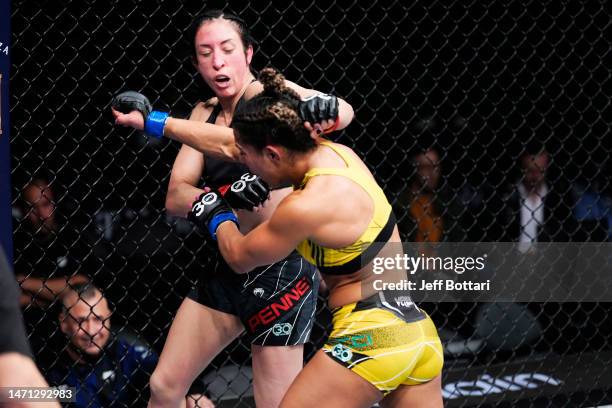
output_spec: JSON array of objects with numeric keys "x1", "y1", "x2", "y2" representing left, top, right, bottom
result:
[
  {"x1": 46, "y1": 282, "x2": 154, "y2": 407},
  {"x1": 395, "y1": 147, "x2": 464, "y2": 243},
  {"x1": 499, "y1": 145, "x2": 599, "y2": 354},
  {"x1": 13, "y1": 177, "x2": 94, "y2": 365},
  {"x1": 46, "y1": 283, "x2": 212, "y2": 408},
  {"x1": 13, "y1": 177, "x2": 92, "y2": 368},
  {"x1": 14, "y1": 177, "x2": 89, "y2": 307},
  {"x1": 500, "y1": 144, "x2": 577, "y2": 249}
]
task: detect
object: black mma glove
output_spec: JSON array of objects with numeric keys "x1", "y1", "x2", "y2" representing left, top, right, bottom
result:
[
  {"x1": 298, "y1": 93, "x2": 339, "y2": 133},
  {"x1": 188, "y1": 190, "x2": 239, "y2": 240},
  {"x1": 111, "y1": 91, "x2": 168, "y2": 139},
  {"x1": 222, "y1": 173, "x2": 270, "y2": 211},
  {"x1": 111, "y1": 91, "x2": 152, "y2": 119}
]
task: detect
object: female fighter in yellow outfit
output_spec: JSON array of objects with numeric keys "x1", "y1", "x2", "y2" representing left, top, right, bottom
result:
[{"x1": 189, "y1": 68, "x2": 444, "y2": 408}]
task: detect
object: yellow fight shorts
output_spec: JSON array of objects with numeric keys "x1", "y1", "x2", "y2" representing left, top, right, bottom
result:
[{"x1": 322, "y1": 293, "x2": 443, "y2": 395}]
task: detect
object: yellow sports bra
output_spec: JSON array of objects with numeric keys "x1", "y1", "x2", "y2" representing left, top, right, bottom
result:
[{"x1": 295, "y1": 141, "x2": 396, "y2": 275}]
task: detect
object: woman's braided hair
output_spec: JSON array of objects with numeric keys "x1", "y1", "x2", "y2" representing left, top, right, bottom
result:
[{"x1": 232, "y1": 68, "x2": 316, "y2": 152}]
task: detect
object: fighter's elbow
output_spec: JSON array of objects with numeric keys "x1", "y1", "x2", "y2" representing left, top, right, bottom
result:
[
  {"x1": 223, "y1": 248, "x2": 253, "y2": 275},
  {"x1": 164, "y1": 196, "x2": 180, "y2": 217},
  {"x1": 223, "y1": 251, "x2": 250, "y2": 274},
  {"x1": 338, "y1": 99, "x2": 355, "y2": 129}
]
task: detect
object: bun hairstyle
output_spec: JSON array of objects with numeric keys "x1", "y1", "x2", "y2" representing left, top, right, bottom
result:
[{"x1": 232, "y1": 68, "x2": 316, "y2": 153}]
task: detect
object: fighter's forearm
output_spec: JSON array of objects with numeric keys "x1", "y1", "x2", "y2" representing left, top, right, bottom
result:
[
  {"x1": 166, "y1": 182, "x2": 206, "y2": 218},
  {"x1": 164, "y1": 118, "x2": 240, "y2": 161},
  {"x1": 216, "y1": 222, "x2": 255, "y2": 275}
]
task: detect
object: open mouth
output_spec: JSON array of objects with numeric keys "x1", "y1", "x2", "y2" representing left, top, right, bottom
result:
[{"x1": 215, "y1": 75, "x2": 230, "y2": 84}]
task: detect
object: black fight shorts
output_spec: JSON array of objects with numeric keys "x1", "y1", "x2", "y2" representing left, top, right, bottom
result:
[
  {"x1": 0, "y1": 247, "x2": 33, "y2": 357},
  {"x1": 188, "y1": 251, "x2": 319, "y2": 346}
]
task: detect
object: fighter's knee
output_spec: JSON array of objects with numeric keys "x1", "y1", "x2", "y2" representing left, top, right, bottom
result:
[{"x1": 149, "y1": 369, "x2": 188, "y2": 402}]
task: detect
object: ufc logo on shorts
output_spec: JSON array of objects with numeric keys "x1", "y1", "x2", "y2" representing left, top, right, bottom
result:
[
  {"x1": 272, "y1": 323, "x2": 293, "y2": 336},
  {"x1": 331, "y1": 344, "x2": 353, "y2": 363}
]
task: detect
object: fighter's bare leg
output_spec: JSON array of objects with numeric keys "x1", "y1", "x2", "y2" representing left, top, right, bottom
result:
[
  {"x1": 251, "y1": 344, "x2": 304, "y2": 408},
  {"x1": 148, "y1": 298, "x2": 243, "y2": 408},
  {"x1": 279, "y1": 350, "x2": 381, "y2": 408}
]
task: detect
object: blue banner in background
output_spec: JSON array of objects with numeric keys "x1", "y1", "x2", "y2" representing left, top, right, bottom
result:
[{"x1": 1, "y1": 0, "x2": 13, "y2": 265}]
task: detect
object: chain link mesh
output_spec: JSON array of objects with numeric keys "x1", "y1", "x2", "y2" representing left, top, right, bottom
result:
[{"x1": 10, "y1": 1, "x2": 612, "y2": 406}]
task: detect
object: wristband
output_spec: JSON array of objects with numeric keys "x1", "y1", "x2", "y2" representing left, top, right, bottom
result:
[
  {"x1": 208, "y1": 212, "x2": 239, "y2": 241},
  {"x1": 145, "y1": 111, "x2": 169, "y2": 139}
]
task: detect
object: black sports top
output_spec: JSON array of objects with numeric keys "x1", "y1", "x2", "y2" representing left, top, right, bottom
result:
[{"x1": 202, "y1": 101, "x2": 249, "y2": 189}]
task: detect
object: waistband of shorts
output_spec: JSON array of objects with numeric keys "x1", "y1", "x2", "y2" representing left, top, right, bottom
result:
[
  {"x1": 217, "y1": 250, "x2": 304, "y2": 276},
  {"x1": 331, "y1": 292, "x2": 425, "y2": 323}
]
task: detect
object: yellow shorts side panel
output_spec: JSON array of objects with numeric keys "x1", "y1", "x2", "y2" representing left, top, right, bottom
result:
[{"x1": 322, "y1": 305, "x2": 443, "y2": 394}]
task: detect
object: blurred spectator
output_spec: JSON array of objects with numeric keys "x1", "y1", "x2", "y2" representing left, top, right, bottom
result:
[
  {"x1": 46, "y1": 282, "x2": 156, "y2": 407},
  {"x1": 13, "y1": 178, "x2": 89, "y2": 307},
  {"x1": 500, "y1": 146, "x2": 577, "y2": 248},
  {"x1": 13, "y1": 177, "x2": 96, "y2": 369},
  {"x1": 394, "y1": 147, "x2": 464, "y2": 242},
  {"x1": 45, "y1": 283, "x2": 213, "y2": 407},
  {"x1": 499, "y1": 147, "x2": 608, "y2": 355}
]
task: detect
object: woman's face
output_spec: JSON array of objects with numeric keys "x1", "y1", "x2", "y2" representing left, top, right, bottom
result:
[{"x1": 194, "y1": 19, "x2": 253, "y2": 99}]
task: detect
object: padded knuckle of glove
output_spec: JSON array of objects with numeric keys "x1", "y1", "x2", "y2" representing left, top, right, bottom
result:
[
  {"x1": 111, "y1": 91, "x2": 153, "y2": 119},
  {"x1": 298, "y1": 93, "x2": 339, "y2": 124},
  {"x1": 225, "y1": 173, "x2": 270, "y2": 210},
  {"x1": 190, "y1": 192, "x2": 222, "y2": 221}
]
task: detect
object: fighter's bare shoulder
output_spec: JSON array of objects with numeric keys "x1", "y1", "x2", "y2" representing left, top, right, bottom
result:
[{"x1": 189, "y1": 98, "x2": 217, "y2": 121}]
